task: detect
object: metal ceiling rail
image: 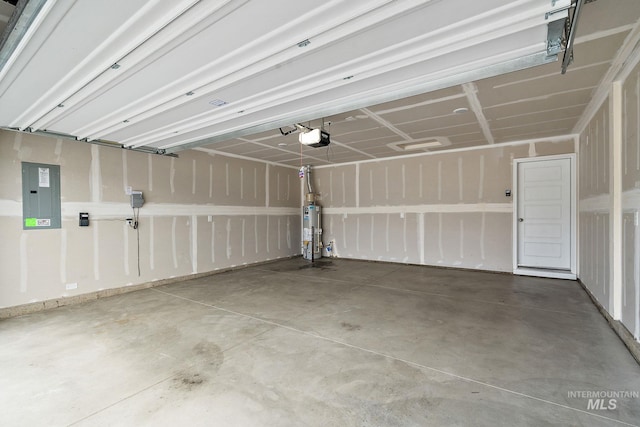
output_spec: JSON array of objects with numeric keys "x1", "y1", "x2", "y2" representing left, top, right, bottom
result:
[{"x1": 562, "y1": 0, "x2": 585, "y2": 74}]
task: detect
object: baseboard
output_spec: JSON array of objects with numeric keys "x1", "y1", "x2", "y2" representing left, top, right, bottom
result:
[
  {"x1": 577, "y1": 279, "x2": 640, "y2": 366},
  {"x1": 0, "y1": 255, "x2": 299, "y2": 320}
]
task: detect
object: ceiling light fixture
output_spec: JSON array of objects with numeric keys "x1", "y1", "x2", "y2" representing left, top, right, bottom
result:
[
  {"x1": 209, "y1": 99, "x2": 228, "y2": 107},
  {"x1": 453, "y1": 107, "x2": 469, "y2": 114},
  {"x1": 278, "y1": 142, "x2": 287, "y2": 147},
  {"x1": 110, "y1": 63, "x2": 120, "y2": 69}
]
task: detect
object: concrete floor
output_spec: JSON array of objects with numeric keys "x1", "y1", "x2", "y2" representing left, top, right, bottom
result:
[{"x1": 1, "y1": 258, "x2": 639, "y2": 426}]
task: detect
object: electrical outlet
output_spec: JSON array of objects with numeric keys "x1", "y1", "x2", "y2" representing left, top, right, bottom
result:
[{"x1": 66, "y1": 283, "x2": 78, "y2": 290}]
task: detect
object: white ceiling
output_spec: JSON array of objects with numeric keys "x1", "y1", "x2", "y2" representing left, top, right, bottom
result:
[{"x1": 0, "y1": 0, "x2": 639, "y2": 166}]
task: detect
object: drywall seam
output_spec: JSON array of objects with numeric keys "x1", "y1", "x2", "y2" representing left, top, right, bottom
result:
[
  {"x1": 462, "y1": 82, "x2": 495, "y2": 144},
  {"x1": 12, "y1": 131, "x2": 22, "y2": 149},
  {"x1": 359, "y1": 107, "x2": 412, "y2": 140},
  {"x1": 171, "y1": 217, "x2": 178, "y2": 269},
  {"x1": 254, "y1": 216, "x2": 258, "y2": 254},
  {"x1": 478, "y1": 154, "x2": 484, "y2": 199},
  {"x1": 385, "y1": 166, "x2": 389, "y2": 200},
  {"x1": 148, "y1": 154, "x2": 153, "y2": 191},
  {"x1": 191, "y1": 215, "x2": 198, "y2": 273},
  {"x1": 19, "y1": 233, "x2": 27, "y2": 293},
  {"x1": 438, "y1": 213, "x2": 444, "y2": 262},
  {"x1": 123, "y1": 222, "x2": 129, "y2": 276},
  {"x1": 225, "y1": 162, "x2": 230, "y2": 197},
  {"x1": 402, "y1": 164, "x2": 406, "y2": 199},
  {"x1": 226, "y1": 218, "x2": 231, "y2": 259},
  {"x1": 385, "y1": 214, "x2": 390, "y2": 253},
  {"x1": 480, "y1": 212, "x2": 486, "y2": 261},
  {"x1": 211, "y1": 220, "x2": 215, "y2": 263},
  {"x1": 437, "y1": 161, "x2": 442, "y2": 200},
  {"x1": 323, "y1": 203, "x2": 512, "y2": 215},
  {"x1": 342, "y1": 171, "x2": 346, "y2": 205},
  {"x1": 418, "y1": 213, "x2": 425, "y2": 264},
  {"x1": 192, "y1": 159, "x2": 196, "y2": 194},
  {"x1": 209, "y1": 163, "x2": 213, "y2": 198},
  {"x1": 170, "y1": 157, "x2": 175, "y2": 194},
  {"x1": 240, "y1": 167, "x2": 244, "y2": 199},
  {"x1": 254, "y1": 168, "x2": 258, "y2": 200},
  {"x1": 419, "y1": 164, "x2": 423, "y2": 198},
  {"x1": 329, "y1": 170, "x2": 334, "y2": 203},
  {"x1": 241, "y1": 218, "x2": 245, "y2": 257},
  {"x1": 149, "y1": 216, "x2": 155, "y2": 270},
  {"x1": 265, "y1": 164, "x2": 270, "y2": 207},
  {"x1": 60, "y1": 229, "x2": 67, "y2": 284},
  {"x1": 313, "y1": 134, "x2": 577, "y2": 169},
  {"x1": 276, "y1": 172, "x2": 280, "y2": 201},
  {"x1": 54, "y1": 138, "x2": 63, "y2": 162},
  {"x1": 402, "y1": 214, "x2": 407, "y2": 254},
  {"x1": 458, "y1": 158, "x2": 463, "y2": 200},
  {"x1": 459, "y1": 219, "x2": 464, "y2": 262},
  {"x1": 266, "y1": 216, "x2": 270, "y2": 253},
  {"x1": 93, "y1": 222, "x2": 100, "y2": 280},
  {"x1": 122, "y1": 151, "x2": 129, "y2": 196},
  {"x1": 193, "y1": 147, "x2": 299, "y2": 169},
  {"x1": 370, "y1": 215, "x2": 374, "y2": 252},
  {"x1": 90, "y1": 144, "x2": 102, "y2": 202},
  {"x1": 355, "y1": 163, "x2": 360, "y2": 207},
  {"x1": 342, "y1": 215, "x2": 347, "y2": 249},
  {"x1": 277, "y1": 218, "x2": 281, "y2": 250},
  {"x1": 574, "y1": 23, "x2": 635, "y2": 45}
]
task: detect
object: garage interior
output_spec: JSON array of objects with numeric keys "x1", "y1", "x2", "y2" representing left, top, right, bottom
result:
[{"x1": 1, "y1": 0, "x2": 640, "y2": 425}]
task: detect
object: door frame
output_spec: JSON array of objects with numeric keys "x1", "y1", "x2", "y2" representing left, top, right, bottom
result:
[{"x1": 512, "y1": 154, "x2": 577, "y2": 280}]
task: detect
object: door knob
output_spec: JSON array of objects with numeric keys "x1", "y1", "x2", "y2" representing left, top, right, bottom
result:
[{"x1": 519, "y1": 218, "x2": 524, "y2": 222}]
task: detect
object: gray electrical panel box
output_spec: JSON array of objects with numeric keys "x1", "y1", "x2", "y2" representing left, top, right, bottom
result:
[
  {"x1": 130, "y1": 191, "x2": 144, "y2": 208},
  {"x1": 22, "y1": 162, "x2": 61, "y2": 230}
]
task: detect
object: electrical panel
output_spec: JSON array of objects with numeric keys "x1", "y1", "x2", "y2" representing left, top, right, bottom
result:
[
  {"x1": 22, "y1": 162, "x2": 61, "y2": 230},
  {"x1": 130, "y1": 191, "x2": 144, "y2": 208}
]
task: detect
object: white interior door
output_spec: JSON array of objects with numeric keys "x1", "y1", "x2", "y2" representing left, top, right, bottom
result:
[{"x1": 517, "y1": 158, "x2": 572, "y2": 270}]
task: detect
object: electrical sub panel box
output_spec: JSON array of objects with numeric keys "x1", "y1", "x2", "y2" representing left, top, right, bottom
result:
[
  {"x1": 22, "y1": 162, "x2": 61, "y2": 230},
  {"x1": 130, "y1": 191, "x2": 144, "y2": 208}
]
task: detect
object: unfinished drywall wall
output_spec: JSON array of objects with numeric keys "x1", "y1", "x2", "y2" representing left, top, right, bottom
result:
[
  {"x1": 578, "y1": 101, "x2": 612, "y2": 312},
  {"x1": 0, "y1": 130, "x2": 300, "y2": 309},
  {"x1": 622, "y1": 61, "x2": 640, "y2": 339},
  {"x1": 313, "y1": 138, "x2": 575, "y2": 272}
]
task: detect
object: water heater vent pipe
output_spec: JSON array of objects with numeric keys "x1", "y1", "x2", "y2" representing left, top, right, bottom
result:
[{"x1": 305, "y1": 165, "x2": 313, "y2": 195}]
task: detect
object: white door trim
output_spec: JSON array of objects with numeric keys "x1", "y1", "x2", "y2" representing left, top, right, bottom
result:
[{"x1": 512, "y1": 154, "x2": 577, "y2": 280}]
